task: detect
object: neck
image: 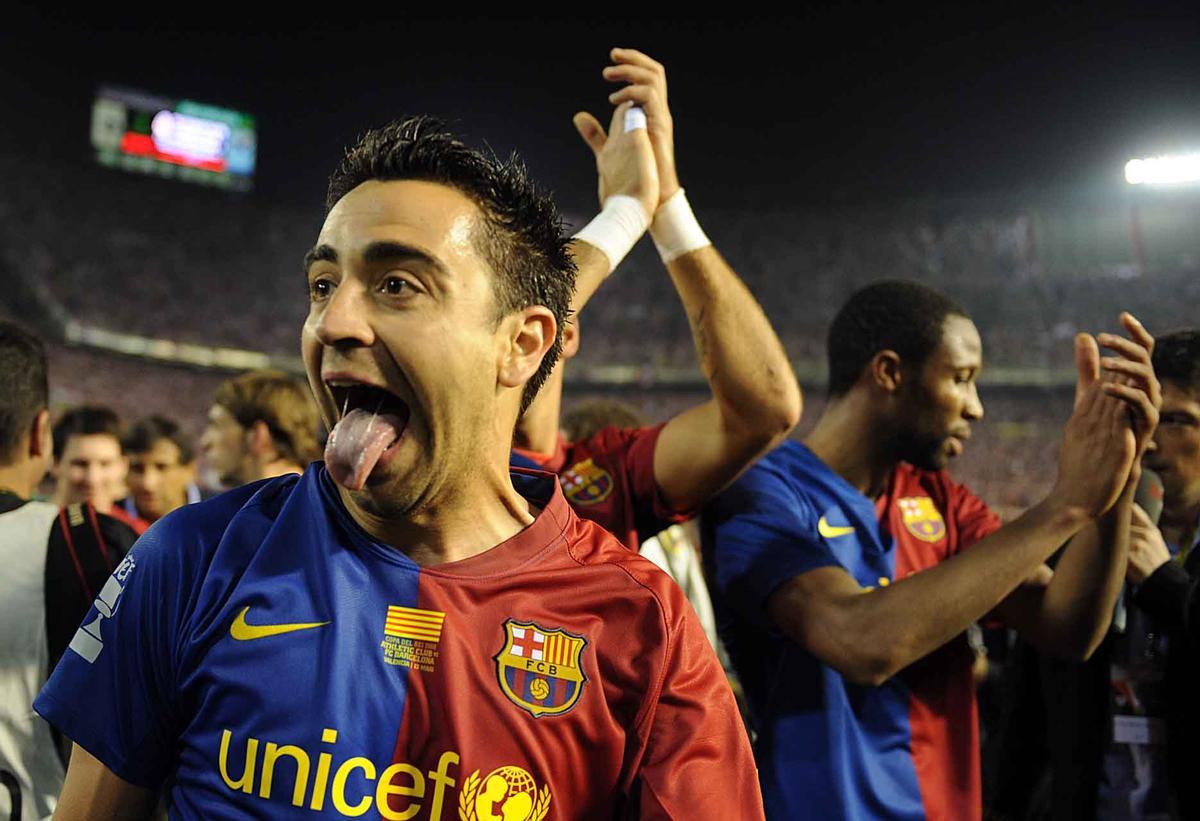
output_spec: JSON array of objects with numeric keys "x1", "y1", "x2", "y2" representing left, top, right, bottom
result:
[
  {"x1": 0, "y1": 463, "x2": 36, "y2": 499},
  {"x1": 514, "y1": 365, "x2": 564, "y2": 455},
  {"x1": 340, "y1": 426, "x2": 536, "y2": 567},
  {"x1": 253, "y1": 457, "x2": 304, "y2": 482},
  {"x1": 803, "y1": 391, "x2": 897, "y2": 498}
]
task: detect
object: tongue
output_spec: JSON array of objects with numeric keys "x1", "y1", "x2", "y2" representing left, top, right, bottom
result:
[{"x1": 325, "y1": 407, "x2": 405, "y2": 491}]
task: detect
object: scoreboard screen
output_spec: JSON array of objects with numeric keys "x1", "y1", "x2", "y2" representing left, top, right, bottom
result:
[{"x1": 91, "y1": 86, "x2": 256, "y2": 190}]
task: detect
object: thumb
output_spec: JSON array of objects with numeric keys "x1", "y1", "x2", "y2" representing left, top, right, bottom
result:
[
  {"x1": 573, "y1": 111, "x2": 607, "y2": 156},
  {"x1": 1074, "y1": 333, "x2": 1099, "y2": 408}
]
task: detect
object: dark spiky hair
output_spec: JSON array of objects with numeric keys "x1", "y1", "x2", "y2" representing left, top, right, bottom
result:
[
  {"x1": 326, "y1": 116, "x2": 577, "y2": 414},
  {"x1": 827, "y1": 280, "x2": 970, "y2": 396},
  {"x1": 1153, "y1": 330, "x2": 1200, "y2": 394}
]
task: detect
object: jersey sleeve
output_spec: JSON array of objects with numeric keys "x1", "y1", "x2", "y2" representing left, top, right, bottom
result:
[
  {"x1": 634, "y1": 594, "x2": 765, "y2": 819},
  {"x1": 705, "y1": 463, "x2": 833, "y2": 628},
  {"x1": 950, "y1": 480, "x2": 1002, "y2": 554},
  {"x1": 44, "y1": 505, "x2": 139, "y2": 675},
  {"x1": 610, "y1": 424, "x2": 694, "y2": 541},
  {"x1": 33, "y1": 512, "x2": 195, "y2": 789}
]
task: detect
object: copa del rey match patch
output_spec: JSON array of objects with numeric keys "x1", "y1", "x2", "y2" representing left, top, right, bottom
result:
[
  {"x1": 494, "y1": 619, "x2": 588, "y2": 718},
  {"x1": 898, "y1": 496, "x2": 947, "y2": 543},
  {"x1": 380, "y1": 605, "x2": 445, "y2": 672}
]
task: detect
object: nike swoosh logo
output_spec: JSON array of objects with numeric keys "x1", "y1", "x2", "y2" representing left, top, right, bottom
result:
[
  {"x1": 230, "y1": 606, "x2": 330, "y2": 641},
  {"x1": 818, "y1": 517, "x2": 856, "y2": 538}
]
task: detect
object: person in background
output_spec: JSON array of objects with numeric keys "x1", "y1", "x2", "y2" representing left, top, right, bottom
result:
[
  {"x1": 706, "y1": 282, "x2": 1159, "y2": 820},
  {"x1": 514, "y1": 48, "x2": 801, "y2": 553},
  {"x1": 120, "y1": 415, "x2": 200, "y2": 523},
  {"x1": 199, "y1": 369, "x2": 322, "y2": 488},
  {"x1": 0, "y1": 321, "x2": 137, "y2": 821},
  {"x1": 52, "y1": 405, "x2": 147, "y2": 534}
]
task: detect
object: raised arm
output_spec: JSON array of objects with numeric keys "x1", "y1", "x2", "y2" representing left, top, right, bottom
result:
[
  {"x1": 602, "y1": 48, "x2": 802, "y2": 512},
  {"x1": 764, "y1": 329, "x2": 1148, "y2": 685},
  {"x1": 993, "y1": 313, "x2": 1160, "y2": 659}
]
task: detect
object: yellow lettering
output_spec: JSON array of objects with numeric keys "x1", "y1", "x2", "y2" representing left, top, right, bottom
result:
[
  {"x1": 376, "y1": 762, "x2": 424, "y2": 821},
  {"x1": 427, "y1": 751, "x2": 458, "y2": 821},
  {"x1": 332, "y1": 756, "x2": 376, "y2": 816},
  {"x1": 260, "y1": 743, "x2": 311, "y2": 806},
  {"x1": 310, "y1": 728, "x2": 339, "y2": 811},
  {"x1": 218, "y1": 730, "x2": 258, "y2": 794}
]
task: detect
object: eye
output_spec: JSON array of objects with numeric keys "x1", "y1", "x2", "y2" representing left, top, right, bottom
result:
[
  {"x1": 381, "y1": 275, "x2": 413, "y2": 296},
  {"x1": 308, "y1": 276, "x2": 334, "y2": 301}
]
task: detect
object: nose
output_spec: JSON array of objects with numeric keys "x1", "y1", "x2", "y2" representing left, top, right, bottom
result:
[
  {"x1": 313, "y1": 281, "x2": 374, "y2": 349},
  {"x1": 964, "y1": 383, "x2": 984, "y2": 422}
]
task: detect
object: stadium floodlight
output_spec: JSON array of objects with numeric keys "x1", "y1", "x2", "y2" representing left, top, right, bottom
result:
[{"x1": 1124, "y1": 153, "x2": 1200, "y2": 185}]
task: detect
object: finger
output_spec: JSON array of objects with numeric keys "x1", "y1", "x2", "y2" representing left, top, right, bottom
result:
[
  {"x1": 1074, "y1": 333, "x2": 1100, "y2": 408},
  {"x1": 610, "y1": 47, "x2": 666, "y2": 76},
  {"x1": 1101, "y1": 382, "x2": 1158, "y2": 425},
  {"x1": 1098, "y1": 332, "x2": 1151, "y2": 365},
  {"x1": 1120, "y1": 312, "x2": 1155, "y2": 352},
  {"x1": 572, "y1": 111, "x2": 608, "y2": 156},
  {"x1": 606, "y1": 101, "x2": 632, "y2": 141},
  {"x1": 603, "y1": 64, "x2": 662, "y2": 91},
  {"x1": 1100, "y1": 357, "x2": 1154, "y2": 385},
  {"x1": 1131, "y1": 503, "x2": 1153, "y2": 527},
  {"x1": 608, "y1": 85, "x2": 662, "y2": 112}
]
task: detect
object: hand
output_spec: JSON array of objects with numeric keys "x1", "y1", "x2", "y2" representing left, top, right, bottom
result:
[
  {"x1": 573, "y1": 101, "x2": 659, "y2": 220},
  {"x1": 1097, "y1": 312, "x2": 1160, "y2": 458},
  {"x1": 1054, "y1": 342, "x2": 1139, "y2": 518},
  {"x1": 1127, "y1": 503, "x2": 1172, "y2": 584},
  {"x1": 601, "y1": 48, "x2": 680, "y2": 207}
]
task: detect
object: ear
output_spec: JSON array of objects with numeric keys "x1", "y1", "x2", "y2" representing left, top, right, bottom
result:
[
  {"x1": 247, "y1": 420, "x2": 274, "y2": 457},
  {"x1": 561, "y1": 314, "x2": 581, "y2": 360},
  {"x1": 867, "y1": 350, "x2": 904, "y2": 394},
  {"x1": 30, "y1": 409, "x2": 51, "y2": 460},
  {"x1": 497, "y1": 306, "x2": 558, "y2": 393}
]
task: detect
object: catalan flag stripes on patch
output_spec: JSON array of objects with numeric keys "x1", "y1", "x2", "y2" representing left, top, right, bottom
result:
[
  {"x1": 384, "y1": 606, "x2": 445, "y2": 642},
  {"x1": 542, "y1": 631, "x2": 583, "y2": 668}
]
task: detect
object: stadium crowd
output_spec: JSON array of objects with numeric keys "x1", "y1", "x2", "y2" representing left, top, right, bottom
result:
[{"x1": 2, "y1": 46, "x2": 1199, "y2": 821}]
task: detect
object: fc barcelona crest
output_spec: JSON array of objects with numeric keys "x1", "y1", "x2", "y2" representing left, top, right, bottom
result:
[
  {"x1": 494, "y1": 619, "x2": 589, "y2": 718},
  {"x1": 559, "y1": 459, "x2": 613, "y2": 506},
  {"x1": 898, "y1": 496, "x2": 947, "y2": 543}
]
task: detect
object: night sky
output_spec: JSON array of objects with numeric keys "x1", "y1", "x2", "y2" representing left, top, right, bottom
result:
[{"x1": 3, "y1": 5, "x2": 1199, "y2": 211}]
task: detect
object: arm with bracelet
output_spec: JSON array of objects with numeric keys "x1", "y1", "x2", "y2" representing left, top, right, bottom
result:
[
  {"x1": 514, "y1": 101, "x2": 657, "y2": 455},
  {"x1": 602, "y1": 48, "x2": 801, "y2": 512}
]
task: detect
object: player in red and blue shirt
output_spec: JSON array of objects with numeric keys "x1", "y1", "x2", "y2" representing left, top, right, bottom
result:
[
  {"x1": 37, "y1": 115, "x2": 764, "y2": 818},
  {"x1": 705, "y1": 282, "x2": 1161, "y2": 820},
  {"x1": 514, "y1": 48, "x2": 801, "y2": 552}
]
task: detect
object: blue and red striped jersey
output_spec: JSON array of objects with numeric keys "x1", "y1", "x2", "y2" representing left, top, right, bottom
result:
[
  {"x1": 36, "y1": 466, "x2": 763, "y2": 819},
  {"x1": 704, "y1": 441, "x2": 1000, "y2": 820}
]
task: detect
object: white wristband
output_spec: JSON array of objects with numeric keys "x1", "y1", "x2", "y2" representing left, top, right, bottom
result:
[
  {"x1": 650, "y1": 189, "x2": 711, "y2": 263},
  {"x1": 572, "y1": 195, "x2": 649, "y2": 274}
]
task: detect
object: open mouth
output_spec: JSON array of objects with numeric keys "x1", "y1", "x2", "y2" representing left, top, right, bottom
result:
[
  {"x1": 324, "y1": 380, "x2": 412, "y2": 490},
  {"x1": 328, "y1": 382, "x2": 411, "y2": 431}
]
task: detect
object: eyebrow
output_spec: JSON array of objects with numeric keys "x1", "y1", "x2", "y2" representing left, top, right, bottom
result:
[{"x1": 303, "y1": 241, "x2": 448, "y2": 277}]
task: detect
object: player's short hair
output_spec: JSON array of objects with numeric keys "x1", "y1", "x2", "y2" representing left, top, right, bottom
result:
[
  {"x1": 214, "y1": 370, "x2": 323, "y2": 466},
  {"x1": 326, "y1": 115, "x2": 577, "y2": 415},
  {"x1": 0, "y1": 321, "x2": 48, "y2": 463},
  {"x1": 827, "y1": 280, "x2": 970, "y2": 396},
  {"x1": 1152, "y1": 329, "x2": 1200, "y2": 395},
  {"x1": 53, "y1": 406, "x2": 123, "y2": 461},
  {"x1": 123, "y1": 415, "x2": 194, "y2": 464},
  {"x1": 562, "y1": 399, "x2": 646, "y2": 444}
]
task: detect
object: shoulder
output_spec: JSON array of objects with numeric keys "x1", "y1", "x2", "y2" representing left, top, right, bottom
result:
[
  {"x1": 562, "y1": 514, "x2": 691, "y2": 616},
  {"x1": 569, "y1": 424, "x2": 664, "y2": 462},
  {"x1": 893, "y1": 463, "x2": 990, "y2": 514},
  {"x1": 710, "y1": 441, "x2": 814, "y2": 518},
  {"x1": 132, "y1": 473, "x2": 304, "y2": 576}
]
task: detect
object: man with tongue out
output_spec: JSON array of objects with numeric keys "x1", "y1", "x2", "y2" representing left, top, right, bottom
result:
[{"x1": 38, "y1": 113, "x2": 764, "y2": 819}]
